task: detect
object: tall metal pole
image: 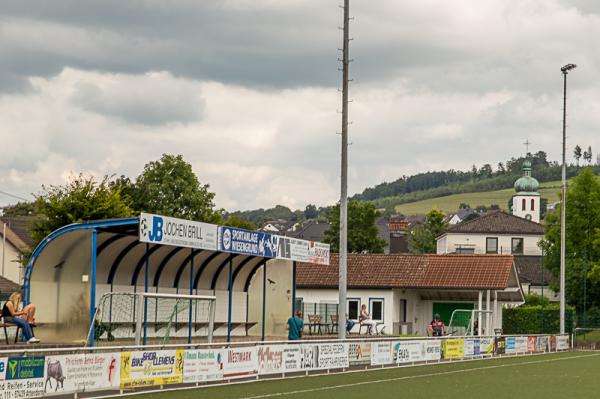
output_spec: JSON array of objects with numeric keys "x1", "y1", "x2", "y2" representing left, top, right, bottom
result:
[
  {"x1": 1, "y1": 223, "x2": 5, "y2": 277},
  {"x1": 338, "y1": 0, "x2": 350, "y2": 340},
  {"x1": 559, "y1": 64, "x2": 576, "y2": 334}
]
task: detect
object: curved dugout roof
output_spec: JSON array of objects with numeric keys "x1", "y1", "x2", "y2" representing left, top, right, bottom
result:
[{"x1": 23, "y1": 218, "x2": 269, "y2": 302}]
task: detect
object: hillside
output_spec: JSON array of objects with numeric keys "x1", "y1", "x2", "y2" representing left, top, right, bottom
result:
[{"x1": 394, "y1": 181, "x2": 562, "y2": 215}]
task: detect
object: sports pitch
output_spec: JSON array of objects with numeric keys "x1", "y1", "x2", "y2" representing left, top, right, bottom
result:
[{"x1": 137, "y1": 351, "x2": 598, "y2": 399}]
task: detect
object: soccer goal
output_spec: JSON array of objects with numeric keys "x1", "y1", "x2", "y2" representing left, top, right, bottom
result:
[
  {"x1": 448, "y1": 309, "x2": 493, "y2": 336},
  {"x1": 86, "y1": 292, "x2": 216, "y2": 346}
]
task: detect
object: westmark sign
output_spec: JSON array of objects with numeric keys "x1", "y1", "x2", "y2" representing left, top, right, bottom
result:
[{"x1": 139, "y1": 213, "x2": 218, "y2": 250}]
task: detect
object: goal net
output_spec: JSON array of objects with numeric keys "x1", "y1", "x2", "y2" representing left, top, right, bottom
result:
[
  {"x1": 87, "y1": 292, "x2": 216, "y2": 346},
  {"x1": 448, "y1": 309, "x2": 494, "y2": 336},
  {"x1": 574, "y1": 328, "x2": 600, "y2": 350}
]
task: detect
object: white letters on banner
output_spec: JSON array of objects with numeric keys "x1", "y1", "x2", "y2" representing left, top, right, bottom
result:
[
  {"x1": 348, "y1": 342, "x2": 372, "y2": 365},
  {"x1": 394, "y1": 341, "x2": 424, "y2": 364},
  {"x1": 515, "y1": 336, "x2": 528, "y2": 353},
  {"x1": 223, "y1": 347, "x2": 258, "y2": 378},
  {"x1": 423, "y1": 340, "x2": 442, "y2": 361},
  {"x1": 317, "y1": 343, "x2": 349, "y2": 369},
  {"x1": 45, "y1": 353, "x2": 120, "y2": 395},
  {"x1": 183, "y1": 349, "x2": 224, "y2": 383},
  {"x1": 556, "y1": 335, "x2": 569, "y2": 351},
  {"x1": 371, "y1": 341, "x2": 393, "y2": 365},
  {"x1": 139, "y1": 213, "x2": 218, "y2": 250}
]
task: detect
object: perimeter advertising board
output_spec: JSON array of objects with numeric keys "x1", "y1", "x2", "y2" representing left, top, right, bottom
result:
[
  {"x1": 423, "y1": 340, "x2": 442, "y2": 361},
  {"x1": 317, "y1": 343, "x2": 349, "y2": 369},
  {"x1": 515, "y1": 336, "x2": 528, "y2": 353},
  {"x1": 276, "y1": 237, "x2": 330, "y2": 265},
  {"x1": 494, "y1": 337, "x2": 506, "y2": 355},
  {"x1": 223, "y1": 347, "x2": 258, "y2": 378},
  {"x1": 537, "y1": 336, "x2": 549, "y2": 352},
  {"x1": 139, "y1": 213, "x2": 218, "y2": 250},
  {"x1": 257, "y1": 345, "x2": 304, "y2": 374},
  {"x1": 464, "y1": 338, "x2": 481, "y2": 357},
  {"x1": 556, "y1": 335, "x2": 569, "y2": 351},
  {"x1": 219, "y1": 227, "x2": 278, "y2": 258},
  {"x1": 443, "y1": 339, "x2": 465, "y2": 359},
  {"x1": 0, "y1": 356, "x2": 45, "y2": 398},
  {"x1": 45, "y1": 353, "x2": 120, "y2": 395},
  {"x1": 527, "y1": 336, "x2": 537, "y2": 352},
  {"x1": 394, "y1": 341, "x2": 424, "y2": 364},
  {"x1": 120, "y1": 350, "x2": 184, "y2": 388},
  {"x1": 371, "y1": 341, "x2": 393, "y2": 365},
  {"x1": 348, "y1": 342, "x2": 372, "y2": 365},
  {"x1": 479, "y1": 337, "x2": 494, "y2": 355},
  {"x1": 300, "y1": 344, "x2": 319, "y2": 370},
  {"x1": 183, "y1": 349, "x2": 224, "y2": 383},
  {"x1": 505, "y1": 337, "x2": 517, "y2": 354}
]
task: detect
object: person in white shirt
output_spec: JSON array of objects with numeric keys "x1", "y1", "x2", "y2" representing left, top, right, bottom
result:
[{"x1": 359, "y1": 304, "x2": 378, "y2": 335}]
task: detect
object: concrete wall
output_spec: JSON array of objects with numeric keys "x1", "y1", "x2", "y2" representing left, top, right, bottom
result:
[
  {"x1": 437, "y1": 233, "x2": 542, "y2": 255},
  {"x1": 0, "y1": 238, "x2": 24, "y2": 285}
]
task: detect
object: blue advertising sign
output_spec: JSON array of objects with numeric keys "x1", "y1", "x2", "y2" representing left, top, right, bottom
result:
[
  {"x1": 218, "y1": 227, "x2": 279, "y2": 258},
  {"x1": 6, "y1": 356, "x2": 45, "y2": 380}
]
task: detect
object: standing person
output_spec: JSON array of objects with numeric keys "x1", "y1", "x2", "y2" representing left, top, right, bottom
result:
[
  {"x1": 287, "y1": 311, "x2": 304, "y2": 340},
  {"x1": 2, "y1": 292, "x2": 39, "y2": 343},
  {"x1": 428, "y1": 313, "x2": 446, "y2": 337},
  {"x1": 359, "y1": 304, "x2": 378, "y2": 335}
]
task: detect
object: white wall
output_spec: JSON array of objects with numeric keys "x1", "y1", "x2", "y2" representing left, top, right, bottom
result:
[
  {"x1": 512, "y1": 194, "x2": 540, "y2": 223},
  {"x1": 0, "y1": 238, "x2": 23, "y2": 285},
  {"x1": 437, "y1": 233, "x2": 542, "y2": 255}
]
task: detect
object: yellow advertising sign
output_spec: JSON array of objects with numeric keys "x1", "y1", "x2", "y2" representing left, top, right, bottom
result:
[
  {"x1": 120, "y1": 349, "x2": 184, "y2": 388},
  {"x1": 443, "y1": 339, "x2": 465, "y2": 359}
]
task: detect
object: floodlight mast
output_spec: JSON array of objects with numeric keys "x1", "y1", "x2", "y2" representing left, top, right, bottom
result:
[
  {"x1": 338, "y1": 0, "x2": 350, "y2": 339},
  {"x1": 560, "y1": 63, "x2": 576, "y2": 334}
]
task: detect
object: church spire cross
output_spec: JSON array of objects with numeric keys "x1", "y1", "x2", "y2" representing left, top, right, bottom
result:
[{"x1": 524, "y1": 139, "x2": 531, "y2": 155}]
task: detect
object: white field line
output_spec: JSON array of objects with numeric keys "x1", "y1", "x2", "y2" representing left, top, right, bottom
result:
[{"x1": 242, "y1": 352, "x2": 600, "y2": 399}]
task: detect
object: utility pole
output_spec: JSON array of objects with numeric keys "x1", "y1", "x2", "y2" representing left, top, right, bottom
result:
[
  {"x1": 560, "y1": 63, "x2": 576, "y2": 334},
  {"x1": 338, "y1": 0, "x2": 350, "y2": 339}
]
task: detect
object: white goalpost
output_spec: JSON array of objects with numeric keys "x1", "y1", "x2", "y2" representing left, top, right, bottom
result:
[
  {"x1": 87, "y1": 292, "x2": 217, "y2": 346},
  {"x1": 448, "y1": 309, "x2": 494, "y2": 336}
]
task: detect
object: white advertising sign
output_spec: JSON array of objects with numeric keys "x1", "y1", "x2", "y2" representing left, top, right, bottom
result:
[
  {"x1": 0, "y1": 356, "x2": 46, "y2": 398},
  {"x1": 464, "y1": 339, "x2": 475, "y2": 357},
  {"x1": 300, "y1": 344, "x2": 319, "y2": 370},
  {"x1": 423, "y1": 340, "x2": 442, "y2": 361},
  {"x1": 257, "y1": 345, "x2": 285, "y2": 375},
  {"x1": 556, "y1": 335, "x2": 569, "y2": 351},
  {"x1": 505, "y1": 337, "x2": 517, "y2": 354},
  {"x1": 317, "y1": 343, "x2": 349, "y2": 369},
  {"x1": 183, "y1": 349, "x2": 224, "y2": 383},
  {"x1": 515, "y1": 336, "x2": 528, "y2": 353},
  {"x1": 45, "y1": 353, "x2": 120, "y2": 395},
  {"x1": 371, "y1": 341, "x2": 393, "y2": 366},
  {"x1": 282, "y1": 346, "x2": 303, "y2": 372},
  {"x1": 348, "y1": 342, "x2": 372, "y2": 365},
  {"x1": 276, "y1": 237, "x2": 330, "y2": 265},
  {"x1": 394, "y1": 341, "x2": 424, "y2": 364},
  {"x1": 139, "y1": 213, "x2": 218, "y2": 250},
  {"x1": 223, "y1": 347, "x2": 258, "y2": 378}
]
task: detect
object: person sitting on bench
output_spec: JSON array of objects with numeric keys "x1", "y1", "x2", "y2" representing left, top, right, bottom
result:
[
  {"x1": 2, "y1": 292, "x2": 39, "y2": 344},
  {"x1": 359, "y1": 304, "x2": 379, "y2": 335}
]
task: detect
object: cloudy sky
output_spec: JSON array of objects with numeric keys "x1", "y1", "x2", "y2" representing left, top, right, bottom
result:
[{"x1": 1, "y1": 0, "x2": 599, "y2": 211}]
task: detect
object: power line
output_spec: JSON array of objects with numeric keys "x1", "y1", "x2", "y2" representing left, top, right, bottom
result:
[{"x1": 0, "y1": 190, "x2": 30, "y2": 202}]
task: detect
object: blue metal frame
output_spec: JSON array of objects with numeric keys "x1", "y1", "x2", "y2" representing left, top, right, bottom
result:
[
  {"x1": 143, "y1": 243, "x2": 150, "y2": 345},
  {"x1": 173, "y1": 249, "x2": 204, "y2": 288},
  {"x1": 188, "y1": 248, "x2": 194, "y2": 344},
  {"x1": 261, "y1": 261, "x2": 267, "y2": 341},
  {"x1": 89, "y1": 229, "x2": 98, "y2": 346},
  {"x1": 131, "y1": 244, "x2": 163, "y2": 285},
  {"x1": 193, "y1": 251, "x2": 224, "y2": 289},
  {"x1": 292, "y1": 261, "x2": 297, "y2": 317},
  {"x1": 226, "y1": 254, "x2": 234, "y2": 342},
  {"x1": 23, "y1": 217, "x2": 138, "y2": 303},
  {"x1": 211, "y1": 254, "x2": 240, "y2": 290}
]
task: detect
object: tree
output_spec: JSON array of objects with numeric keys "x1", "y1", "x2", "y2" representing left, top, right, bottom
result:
[
  {"x1": 497, "y1": 162, "x2": 506, "y2": 174},
  {"x1": 222, "y1": 215, "x2": 257, "y2": 230},
  {"x1": 32, "y1": 174, "x2": 133, "y2": 244},
  {"x1": 583, "y1": 146, "x2": 593, "y2": 165},
  {"x1": 574, "y1": 145, "x2": 582, "y2": 166},
  {"x1": 304, "y1": 204, "x2": 318, "y2": 219},
  {"x1": 458, "y1": 202, "x2": 470, "y2": 210},
  {"x1": 540, "y1": 167, "x2": 600, "y2": 313},
  {"x1": 1, "y1": 201, "x2": 36, "y2": 217},
  {"x1": 324, "y1": 201, "x2": 386, "y2": 253},
  {"x1": 408, "y1": 209, "x2": 447, "y2": 254},
  {"x1": 131, "y1": 154, "x2": 221, "y2": 223}
]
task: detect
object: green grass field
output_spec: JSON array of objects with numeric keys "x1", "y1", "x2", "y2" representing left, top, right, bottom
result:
[
  {"x1": 142, "y1": 352, "x2": 599, "y2": 399},
  {"x1": 394, "y1": 181, "x2": 563, "y2": 215}
]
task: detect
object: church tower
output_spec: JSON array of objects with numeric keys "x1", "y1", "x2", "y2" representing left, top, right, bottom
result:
[{"x1": 512, "y1": 159, "x2": 540, "y2": 222}]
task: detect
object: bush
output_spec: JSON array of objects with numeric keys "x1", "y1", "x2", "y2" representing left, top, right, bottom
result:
[{"x1": 503, "y1": 304, "x2": 575, "y2": 334}]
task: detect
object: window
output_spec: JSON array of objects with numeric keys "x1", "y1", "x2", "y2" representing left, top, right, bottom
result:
[
  {"x1": 295, "y1": 297, "x2": 304, "y2": 315},
  {"x1": 531, "y1": 199, "x2": 535, "y2": 211},
  {"x1": 486, "y1": 237, "x2": 498, "y2": 254},
  {"x1": 370, "y1": 298, "x2": 384, "y2": 322},
  {"x1": 511, "y1": 238, "x2": 524, "y2": 254},
  {"x1": 347, "y1": 298, "x2": 360, "y2": 320},
  {"x1": 522, "y1": 198, "x2": 526, "y2": 211},
  {"x1": 456, "y1": 247, "x2": 475, "y2": 254}
]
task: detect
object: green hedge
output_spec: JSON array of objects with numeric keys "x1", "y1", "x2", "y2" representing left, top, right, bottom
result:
[{"x1": 503, "y1": 305, "x2": 575, "y2": 334}]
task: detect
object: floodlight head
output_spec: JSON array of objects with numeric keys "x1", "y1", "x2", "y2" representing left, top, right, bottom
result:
[{"x1": 561, "y1": 64, "x2": 577, "y2": 73}]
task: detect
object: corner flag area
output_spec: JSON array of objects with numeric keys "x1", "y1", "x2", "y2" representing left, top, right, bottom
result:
[{"x1": 135, "y1": 352, "x2": 599, "y2": 399}]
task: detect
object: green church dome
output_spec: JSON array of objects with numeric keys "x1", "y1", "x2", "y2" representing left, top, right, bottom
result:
[{"x1": 514, "y1": 159, "x2": 539, "y2": 193}]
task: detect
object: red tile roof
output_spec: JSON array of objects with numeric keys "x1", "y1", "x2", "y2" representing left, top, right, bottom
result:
[{"x1": 297, "y1": 253, "x2": 514, "y2": 290}]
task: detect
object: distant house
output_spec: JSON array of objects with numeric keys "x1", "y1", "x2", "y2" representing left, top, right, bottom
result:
[
  {"x1": 261, "y1": 219, "x2": 299, "y2": 234},
  {"x1": 0, "y1": 216, "x2": 36, "y2": 286},
  {"x1": 514, "y1": 255, "x2": 558, "y2": 301},
  {"x1": 296, "y1": 253, "x2": 524, "y2": 336},
  {"x1": 287, "y1": 220, "x2": 331, "y2": 241},
  {"x1": 446, "y1": 208, "x2": 478, "y2": 225}
]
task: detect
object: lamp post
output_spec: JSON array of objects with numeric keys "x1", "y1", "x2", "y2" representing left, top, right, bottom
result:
[{"x1": 560, "y1": 63, "x2": 576, "y2": 334}]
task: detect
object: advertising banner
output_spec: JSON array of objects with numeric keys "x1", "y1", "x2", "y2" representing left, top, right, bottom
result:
[
  {"x1": 282, "y1": 346, "x2": 303, "y2": 372},
  {"x1": 371, "y1": 341, "x2": 393, "y2": 366},
  {"x1": 464, "y1": 338, "x2": 480, "y2": 357},
  {"x1": 317, "y1": 343, "x2": 349, "y2": 369},
  {"x1": 549, "y1": 336, "x2": 557, "y2": 352},
  {"x1": 423, "y1": 340, "x2": 442, "y2": 361},
  {"x1": 276, "y1": 237, "x2": 330, "y2": 266},
  {"x1": 120, "y1": 350, "x2": 183, "y2": 388},
  {"x1": 183, "y1": 349, "x2": 224, "y2": 383},
  {"x1": 348, "y1": 342, "x2": 372, "y2": 365},
  {"x1": 494, "y1": 337, "x2": 506, "y2": 355},
  {"x1": 527, "y1": 336, "x2": 537, "y2": 353},
  {"x1": 257, "y1": 345, "x2": 285, "y2": 375},
  {"x1": 223, "y1": 347, "x2": 258, "y2": 378},
  {"x1": 300, "y1": 344, "x2": 319, "y2": 370},
  {"x1": 505, "y1": 337, "x2": 516, "y2": 354},
  {"x1": 45, "y1": 353, "x2": 120, "y2": 395},
  {"x1": 515, "y1": 336, "x2": 528, "y2": 353},
  {"x1": 556, "y1": 335, "x2": 569, "y2": 351},
  {"x1": 536, "y1": 336, "x2": 549, "y2": 353},
  {"x1": 0, "y1": 356, "x2": 45, "y2": 398},
  {"x1": 394, "y1": 341, "x2": 424, "y2": 364},
  {"x1": 479, "y1": 337, "x2": 494, "y2": 355},
  {"x1": 443, "y1": 339, "x2": 465, "y2": 359},
  {"x1": 139, "y1": 213, "x2": 218, "y2": 250},
  {"x1": 219, "y1": 227, "x2": 278, "y2": 258}
]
